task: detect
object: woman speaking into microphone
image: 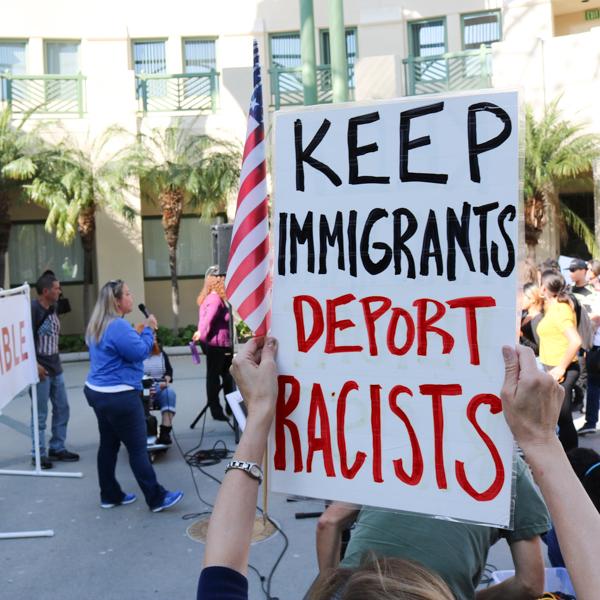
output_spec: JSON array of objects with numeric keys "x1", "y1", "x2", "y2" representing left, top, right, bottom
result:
[{"x1": 84, "y1": 280, "x2": 183, "y2": 512}]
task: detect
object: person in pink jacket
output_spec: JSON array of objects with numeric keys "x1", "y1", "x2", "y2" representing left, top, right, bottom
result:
[{"x1": 193, "y1": 266, "x2": 234, "y2": 421}]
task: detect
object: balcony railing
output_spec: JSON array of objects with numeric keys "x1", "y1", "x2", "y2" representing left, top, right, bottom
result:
[
  {"x1": 269, "y1": 64, "x2": 355, "y2": 110},
  {"x1": 403, "y1": 47, "x2": 492, "y2": 96},
  {"x1": 136, "y1": 71, "x2": 219, "y2": 113},
  {"x1": 0, "y1": 73, "x2": 86, "y2": 116}
]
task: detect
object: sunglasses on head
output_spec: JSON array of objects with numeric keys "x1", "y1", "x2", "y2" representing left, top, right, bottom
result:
[{"x1": 108, "y1": 279, "x2": 123, "y2": 290}]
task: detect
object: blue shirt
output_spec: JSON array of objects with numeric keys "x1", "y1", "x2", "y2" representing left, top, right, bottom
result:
[{"x1": 86, "y1": 319, "x2": 154, "y2": 390}]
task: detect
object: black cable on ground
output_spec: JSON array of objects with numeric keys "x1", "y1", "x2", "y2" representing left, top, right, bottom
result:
[{"x1": 170, "y1": 414, "x2": 288, "y2": 599}]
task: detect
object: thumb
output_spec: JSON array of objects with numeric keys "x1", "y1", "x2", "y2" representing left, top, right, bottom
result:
[
  {"x1": 260, "y1": 336, "x2": 278, "y2": 362},
  {"x1": 501, "y1": 345, "x2": 519, "y2": 399}
]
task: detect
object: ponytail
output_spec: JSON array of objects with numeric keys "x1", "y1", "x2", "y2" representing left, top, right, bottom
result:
[{"x1": 540, "y1": 270, "x2": 572, "y2": 305}]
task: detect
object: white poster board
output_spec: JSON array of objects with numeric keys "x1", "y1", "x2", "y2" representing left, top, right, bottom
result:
[
  {"x1": 0, "y1": 285, "x2": 38, "y2": 410},
  {"x1": 270, "y1": 91, "x2": 520, "y2": 527}
]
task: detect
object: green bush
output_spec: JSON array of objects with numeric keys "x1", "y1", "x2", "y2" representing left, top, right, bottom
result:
[
  {"x1": 156, "y1": 324, "x2": 197, "y2": 347},
  {"x1": 59, "y1": 334, "x2": 87, "y2": 353},
  {"x1": 236, "y1": 320, "x2": 252, "y2": 342}
]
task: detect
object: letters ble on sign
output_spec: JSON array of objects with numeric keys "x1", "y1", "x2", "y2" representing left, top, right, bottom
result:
[{"x1": 270, "y1": 92, "x2": 520, "y2": 528}]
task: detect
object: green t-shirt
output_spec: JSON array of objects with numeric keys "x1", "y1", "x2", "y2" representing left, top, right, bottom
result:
[{"x1": 341, "y1": 456, "x2": 550, "y2": 600}]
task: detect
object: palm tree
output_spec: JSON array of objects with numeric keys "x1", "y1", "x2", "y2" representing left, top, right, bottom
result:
[
  {"x1": 0, "y1": 107, "x2": 43, "y2": 286},
  {"x1": 524, "y1": 99, "x2": 600, "y2": 258},
  {"x1": 118, "y1": 121, "x2": 240, "y2": 331},
  {"x1": 25, "y1": 129, "x2": 134, "y2": 321}
]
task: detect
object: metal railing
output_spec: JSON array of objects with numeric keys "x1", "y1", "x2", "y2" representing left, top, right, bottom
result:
[
  {"x1": 0, "y1": 73, "x2": 86, "y2": 116},
  {"x1": 402, "y1": 47, "x2": 492, "y2": 96},
  {"x1": 136, "y1": 71, "x2": 219, "y2": 113},
  {"x1": 269, "y1": 64, "x2": 355, "y2": 109}
]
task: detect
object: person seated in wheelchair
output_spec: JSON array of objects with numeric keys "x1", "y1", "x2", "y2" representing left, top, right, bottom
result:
[{"x1": 136, "y1": 324, "x2": 176, "y2": 445}]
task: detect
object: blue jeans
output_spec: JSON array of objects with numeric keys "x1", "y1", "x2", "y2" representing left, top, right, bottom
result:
[
  {"x1": 585, "y1": 373, "x2": 600, "y2": 428},
  {"x1": 30, "y1": 372, "x2": 70, "y2": 455},
  {"x1": 154, "y1": 386, "x2": 176, "y2": 413},
  {"x1": 84, "y1": 387, "x2": 166, "y2": 509}
]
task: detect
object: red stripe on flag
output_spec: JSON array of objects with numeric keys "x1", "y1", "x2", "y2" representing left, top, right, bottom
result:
[
  {"x1": 236, "y1": 162, "x2": 267, "y2": 210},
  {"x1": 253, "y1": 312, "x2": 270, "y2": 337},
  {"x1": 242, "y1": 126, "x2": 264, "y2": 161},
  {"x1": 229, "y1": 197, "x2": 268, "y2": 258},
  {"x1": 226, "y1": 235, "x2": 269, "y2": 298},
  {"x1": 237, "y1": 273, "x2": 271, "y2": 322}
]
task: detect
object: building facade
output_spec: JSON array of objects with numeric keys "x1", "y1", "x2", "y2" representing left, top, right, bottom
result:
[{"x1": 2, "y1": 0, "x2": 599, "y2": 333}]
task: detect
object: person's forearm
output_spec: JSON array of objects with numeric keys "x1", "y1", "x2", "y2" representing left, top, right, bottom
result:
[
  {"x1": 316, "y1": 521, "x2": 342, "y2": 572},
  {"x1": 558, "y1": 341, "x2": 580, "y2": 371},
  {"x1": 522, "y1": 440, "x2": 600, "y2": 600},
  {"x1": 203, "y1": 415, "x2": 271, "y2": 575}
]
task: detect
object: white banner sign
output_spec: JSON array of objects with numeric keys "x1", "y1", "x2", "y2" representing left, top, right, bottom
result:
[
  {"x1": 270, "y1": 91, "x2": 520, "y2": 527},
  {"x1": 0, "y1": 285, "x2": 38, "y2": 410}
]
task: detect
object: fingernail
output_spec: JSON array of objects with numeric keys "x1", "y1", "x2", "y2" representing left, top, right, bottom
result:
[{"x1": 501, "y1": 346, "x2": 510, "y2": 360}]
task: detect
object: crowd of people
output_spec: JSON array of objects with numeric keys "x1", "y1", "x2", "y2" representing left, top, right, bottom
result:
[
  {"x1": 520, "y1": 257, "x2": 600, "y2": 447},
  {"x1": 25, "y1": 260, "x2": 600, "y2": 599}
]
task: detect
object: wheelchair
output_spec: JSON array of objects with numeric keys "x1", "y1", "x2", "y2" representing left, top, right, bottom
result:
[{"x1": 141, "y1": 374, "x2": 170, "y2": 462}]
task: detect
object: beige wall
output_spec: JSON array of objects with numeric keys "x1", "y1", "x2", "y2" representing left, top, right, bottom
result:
[
  {"x1": 555, "y1": 12, "x2": 600, "y2": 36},
  {"x1": 5, "y1": 0, "x2": 600, "y2": 327},
  {"x1": 144, "y1": 278, "x2": 202, "y2": 329}
]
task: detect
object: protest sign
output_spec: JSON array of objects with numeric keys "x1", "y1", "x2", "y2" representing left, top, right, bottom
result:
[
  {"x1": 0, "y1": 285, "x2": 38, "y2": 411},
  {"x1": 270, "y1": 91, "x2": 520, "y2": 527}
]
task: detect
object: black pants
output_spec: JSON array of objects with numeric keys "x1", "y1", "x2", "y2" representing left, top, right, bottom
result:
[
  {"x1": 547, "y1": 362, "x2": 580, "y2": 452},
  {"x1": 204, "y1": 345, "x2": 235, "y2": 417}
]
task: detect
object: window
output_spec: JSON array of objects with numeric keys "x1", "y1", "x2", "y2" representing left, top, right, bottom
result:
[
  {"x1": 133, "y1": 40, "x2": 167, "y2": 75},
  {"x1": 45, "y1": 41, "x2": 79, "y2": 74},
  {"x1": 462, "y1": 11, "x2": 501, "y2": 50},
  {"x1": 269, "y1": 33, "x2": 301, "y2": 68},
  {"x1": 133, "y1": 40, "x2": 167, "y2": 97},
  {"x1": 8, "y1": 222, "x2": 84, "y2": 286},
  {"x1": 0, "y1": 41, "x2": 26, "y2": 100},
  {"x1": 409, "y1": 19, "x2": 446, "y2": 58},
  {"x1": 184, "y1": 39, "x2": 216, "y2": 73},
  {"x1": 320, "y1": 28, "x2": 357, "y2": 66},
  {"x1": 320, "y1": 28, "x2": 357, "y2": 88},
  {"x1": 408, "y1": 19, "x2": 447, "y2": 84},
  {"x1": 45, "y1": 41, "x2": 80, "y2": 102},
  {"x1": 142, "y1": 217, "x2": 216, "y2": 279}
]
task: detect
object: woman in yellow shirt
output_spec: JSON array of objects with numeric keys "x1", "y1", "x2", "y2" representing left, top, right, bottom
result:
[{"x1": 537, "y1": 270, "x2": 581, "y2": 451}]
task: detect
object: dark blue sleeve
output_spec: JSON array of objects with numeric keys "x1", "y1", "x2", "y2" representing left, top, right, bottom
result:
[
  {"x1": 543, "y1": 526, "x2": 566, "y2": 568},
  {"x1": 197, "y1": 566, "x2": 248, "y2": 600}
]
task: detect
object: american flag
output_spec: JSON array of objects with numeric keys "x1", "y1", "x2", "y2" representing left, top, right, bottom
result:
[{"x1": 225, "y1": 40, "x2": 271, "y2": 336}]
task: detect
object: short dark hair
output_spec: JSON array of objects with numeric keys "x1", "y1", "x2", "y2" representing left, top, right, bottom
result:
[
  {"x1": 568, "y1": 448, "x2": 600, "y2": 512},
  {"x1": 538, "y1": 258, "x2": 560, "y2": 273},
  {"x1": 35, "y1": 272, "x2": 58, "y2": 295}
]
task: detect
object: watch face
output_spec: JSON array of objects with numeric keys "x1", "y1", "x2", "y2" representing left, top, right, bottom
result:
[{"x1": 249, "y1": 464, "x2": 262, "y2": 479}]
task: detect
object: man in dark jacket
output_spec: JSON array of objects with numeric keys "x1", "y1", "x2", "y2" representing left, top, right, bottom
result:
[{"x1": 30, "y1": 272, "x2": 79, "y2": 469}]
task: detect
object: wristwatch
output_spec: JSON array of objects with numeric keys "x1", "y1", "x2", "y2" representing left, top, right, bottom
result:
[{"x1": 225, "y1": 460, "x2": 263, "y2": 484}]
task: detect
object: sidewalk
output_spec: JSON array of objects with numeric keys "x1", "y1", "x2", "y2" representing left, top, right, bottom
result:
[{"x1": 1, "y1": 356, "x2": 598, "y2": 599}]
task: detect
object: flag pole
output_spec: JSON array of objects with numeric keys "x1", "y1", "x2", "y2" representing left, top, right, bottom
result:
[{"x1": 262, "y1": 439, "x2": 269, "y2": 522}]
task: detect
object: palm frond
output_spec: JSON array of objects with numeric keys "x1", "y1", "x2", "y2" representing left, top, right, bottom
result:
[
  {"x1": 524, "y1": 98, "x2": 600, "y2": 250},
  {"x1": 561, "y1": 202, "x2": 600, "y2": 257}
]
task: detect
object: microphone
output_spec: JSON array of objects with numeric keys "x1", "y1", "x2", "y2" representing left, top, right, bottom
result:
[{"x1": 138, "y1": 303, "x2": 149, "y2": 318}]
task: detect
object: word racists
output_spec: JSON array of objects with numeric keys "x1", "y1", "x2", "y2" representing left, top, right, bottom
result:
[{"x1": 274, "y1": 376, "x2": 504, "y2": 502}]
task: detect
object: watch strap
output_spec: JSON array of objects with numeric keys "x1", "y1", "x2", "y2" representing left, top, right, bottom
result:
[{"x1": 225, "y1": 460, "x2": 263, "y2": 483}]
